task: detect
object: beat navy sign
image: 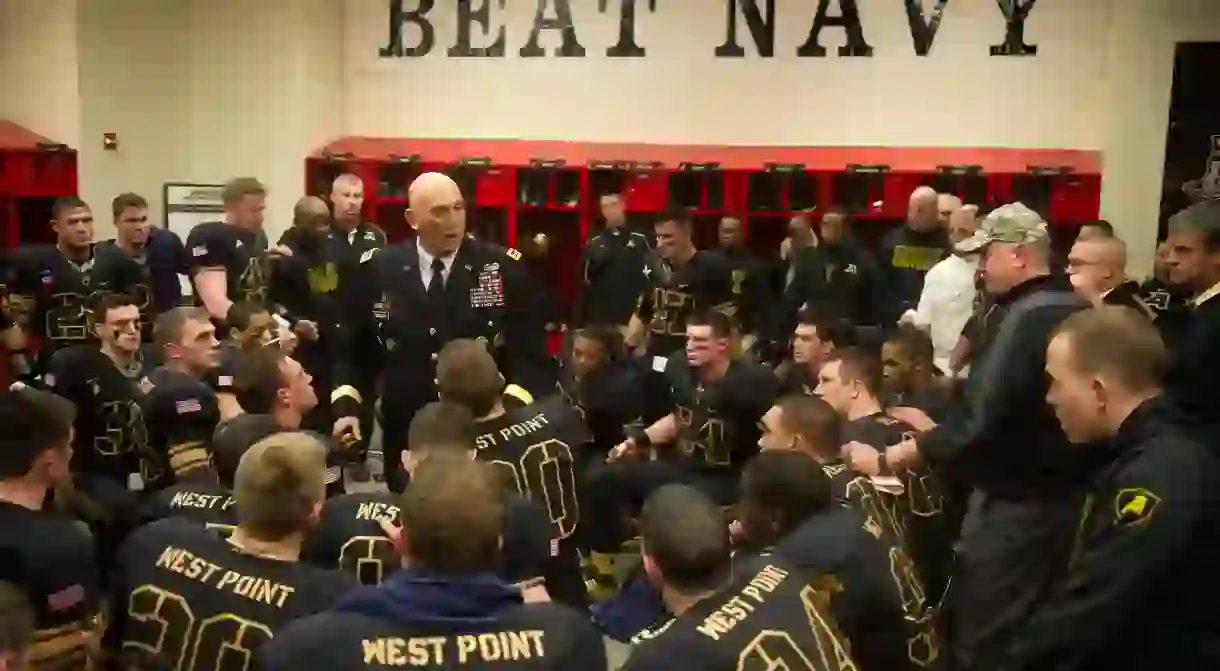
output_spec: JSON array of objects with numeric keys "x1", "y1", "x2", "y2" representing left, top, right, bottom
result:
[{"x1": 378, "y1": 0, "x2": 1040, "y2": 60}]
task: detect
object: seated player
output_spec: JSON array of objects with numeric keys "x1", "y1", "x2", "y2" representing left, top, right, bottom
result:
[
  {"x1": 776, "y1": 309, "x2": 851, "y2": 395},
  {"x1": 257, "y1": 458, "x2": 607, "y2": 670},
  {"x1": 145, "y1": 307, "x2": 222, "y2": 484},
  {"x1": 0, "y1": 582, "x2": 36, "y2": 671},
  {"x1": 436, "y1": 339, "x2": 591, "y2": 609},
  {"x1": 620, "y1": 484, "x2": 857, "y2": 671},
  {"x1": 211, "y1": 301, "x2": 296, "y2": 421},
  {"x1": 881, "y1": 325, "x2": 954, "y2": 423},
  {"x1": 559, "y1": 325, "x2": 645, "y2": 454},
  {"x1": 228, "y1": 346, "x2": 344, "y2": 495},
  {"x1": 741, "y1": 449, "x2": 941, "y2": 670},
  {"x1": 814, "y1": 348, "x2": 951, "y2": 604},
  {"x1": 107, "y1": 432, "x2": 356, "y2": 670},
  {"x1": 0, "y1": 389, "x2": 102, "y2": 670}
]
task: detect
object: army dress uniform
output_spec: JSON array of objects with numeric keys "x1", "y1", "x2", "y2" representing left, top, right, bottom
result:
[{"x1": 332, "y1": 237, "x2": 555, "y2": 493}]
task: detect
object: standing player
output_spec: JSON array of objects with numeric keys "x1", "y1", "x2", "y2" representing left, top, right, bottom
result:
[
  {"x1": 436, "y1": 339, "x2": 590, "y2": 609},
  {"x1": 817, "y1": 349, "x2": 951, "y2": 602},
  {"x1": 186, "y1": 178, "x2": 274, "y2": 327},
  {"x1": 145, "y1": 307, "x2": 222, "y2": 484},
  {"x1": 0, "y1": 389, "x2": 102, "y2": 670},
  {"x1": 106, "y1": 433, "x2": 356, "y2": 671},
  {"x1": 620, "y1": 484, "x2": 857, "y2": 671},
  {"x1": 258, "y1": 458, "x2": 606, "y2": 671}
]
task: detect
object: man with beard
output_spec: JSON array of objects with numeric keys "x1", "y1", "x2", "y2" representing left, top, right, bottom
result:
[
  {"x1": 713, "y1": 215, "x2": 768, "y2": 350},
  {"x1": 327, "y1": 174, "x2": 385, "y2": 481},
  {"x1": 776, "y1": 309, "x2": 850, "y2": 395},
  {"x1": 856, "y1": 203, "x2": 1089, "y2": 670},
  {"x1": 619, "y1": 483, "x2": 859, "y2": 671},
  {"x1": 612, "y1": 311, "x2": 778, "y2": 505},
  {"x1": 95, "y1": 193, "x2": 187, "y2": 342},
  {"x1": 559, "y1": 325, "x2": 643, "y2": 454},
  {"x1": 579, "y1": 192, "x2": 651, "y2": 328},
  {"x1": 882, "y1": 326, "x2": 953, "y2": 423},
  {"x1": 0, "y1": 389, "x2": 102, "y2": 670},
  {"x1": 907, "y1": 205, "x2": 980, "y2": 375},
  {"x1": 186, "y1": 177, "x2": 274, "y2": 327},
  {"x1": 876, "y1": 187, "x2": 950, "y2": 326},
  {"x1": 145, "y1": 307, "x2": 222, "y2": 485},
  {"x1": 1139, "y1": 241, "x2": 1193, "y2": 348},
  {"x1": 1066, "y1": 235, "x2": 1155, "y2": 318},
  {"x1": 787, "y1": 209, "x2": 878, "y2": 329},
  {"x1": 332, "y1": 172, "x2": 554, "y2": 494},
  {"x1": 815, "y1": 348, "x2": 950, "y2": 601},
  {"x1": 1162, "y1": 200, "x2": 1220, "y2": 436}
]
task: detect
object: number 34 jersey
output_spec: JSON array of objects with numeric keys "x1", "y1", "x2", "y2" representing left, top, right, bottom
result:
[{"x1": 107, "y1": 517, "x2": 358, "y2": 671}]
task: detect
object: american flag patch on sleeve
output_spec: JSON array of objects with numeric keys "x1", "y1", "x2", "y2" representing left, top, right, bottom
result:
[
  {"x1": 325, "y1": 466, "x2": 342, "y2": 484},
  {"x1": 191, "y1": 245, "x2": 208, "y2": 257},
  {"x1": 175, "y1": 398, "x2": 202, "y2": 414}
]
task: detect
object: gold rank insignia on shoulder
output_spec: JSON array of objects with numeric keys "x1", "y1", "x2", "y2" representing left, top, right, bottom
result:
[
  {"x1": 505, "y1": 248, "x2": 522, "y2": 261},
  {"x1": 1114, "y1": 487, "x2": 1160, "y2": 526}
]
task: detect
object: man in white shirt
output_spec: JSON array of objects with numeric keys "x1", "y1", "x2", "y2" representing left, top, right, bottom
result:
[{"x1": 904, "y1": 205, "x2": 979, "y2": 375}]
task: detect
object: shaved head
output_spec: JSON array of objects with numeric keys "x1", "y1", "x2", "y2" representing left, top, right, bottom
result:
[
  {"x1": 408, "y1": 172, "x2": 467, "y2": 257},
  {"x1": 908, "y1": 186, "x2": 940, "y2": 231},
  {"x1": 331, "y1": 173, "x2": 365, "y2": 227},
  {"x1": 948, "y1": 205, "x2": 979, "y2": 247},
  {"x1": 1068, "y1": 236, "x2": 1128, "y2": 300},
  {"x1": 294, "y1": 196, "x2": 329, "y2": 220},
  {"x1": 937, "y1": 193, "x2": 962, "y2": 228}
]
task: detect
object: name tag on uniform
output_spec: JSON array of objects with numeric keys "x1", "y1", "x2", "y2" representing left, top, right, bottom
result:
[{"x1": 470, "y1": 264, "x2": 505, "y2": 308}]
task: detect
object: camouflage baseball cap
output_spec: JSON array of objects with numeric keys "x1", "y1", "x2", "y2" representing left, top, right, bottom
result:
[{"x1": 955, "y1": 202, "x2": 1050, "y2": 253}]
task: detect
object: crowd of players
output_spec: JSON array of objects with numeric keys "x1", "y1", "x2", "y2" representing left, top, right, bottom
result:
[{"x1": 0, "y1": 169, "x2": 1218, "y2": 671}]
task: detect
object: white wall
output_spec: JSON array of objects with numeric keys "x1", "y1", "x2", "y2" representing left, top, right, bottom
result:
[{"x1": 0, "y1": 0, "x2": 81, "y2": 148}]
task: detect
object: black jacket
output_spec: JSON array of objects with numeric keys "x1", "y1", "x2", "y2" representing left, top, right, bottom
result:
[
  {"x1": 786, "y1": 239, "x2": 879, "y2": 327},
  {"x1": 579, "y1": 227, "x2": 651, "y2": 326},
  {"x1": 876, "y1": 226, "x2": 949, "y2": 325},
  {"x1": 1164, "y1": 287, "x2": 1220, "y2": 438},
  {"x1": 918, "y1": 275, "x2": 1091, "y2": 499},
  {"x1": 995, "y1": 397, "x2": 1220, "y2": 670}
]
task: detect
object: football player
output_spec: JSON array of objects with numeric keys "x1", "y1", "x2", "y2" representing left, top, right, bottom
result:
[
  {"x1": 210, "y1": 301, "x2": 298, "y2": 421},
  {"x1": 0, "y1": 582, "x2": 36, "y2": 670},
  {"x1": 257, "y1": 457, "x2": 606, "y2": 670},
  {"x1": 145, "y1": 307, "x2": 222, "y2": 484},
  {"x1": 881, "y1": 325, "x2": 954, "y2": 423},
  {"x1": 0, "y1": 389, "x2": 102, "y2": 670},
  {"x1": 815, "y1": 348, "x2": 951, "y2": 604},
  {"x1": 620, "y1": 484, "x2": 857, "y2": 671},
  {"x1": 436, "y1": 339, "x2": 591, "y2": 609},
  {"x1": 776, "y1": 309, "x2": 850, "y2": 396},
  {"x1": 186, "y1": 178, "x2": 275, "y2": 328},
  {"x1": 107, "y1": 432, "x2": 356, "y2": 670},
  {"x1": 559, "y1": 326, "x2": 644, "y2": 454}
]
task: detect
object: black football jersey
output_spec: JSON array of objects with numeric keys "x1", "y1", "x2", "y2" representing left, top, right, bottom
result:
[
  {"x1": 185, "y1": 222, "x2": 271, "y2": 305},
  {"x1": 623, "y1": 557, "x2": 856, "y2": 671},
  {"x1": 475, "y1": 400, "x2": 590, "y2": 608},
  {"x1": 6, "y1": 244, "x2": 120, "y2": 363},
  {"x1": 0, "y1": 501, "x2": 101, "y2": 670},
  {"x1": 556, "y1": 360, "x2": 644, "y2": 452},
  {"x1": 777, "y1": 362, "x2": 817, "y2": 396},
  {"x1": 45, "y1": 345, "x2": 157, "y2": 484},
  {"x1": 145, "y1": 366, "x2": 222, "y2": 483},
  {"x1": 206, "y1": 341, "x2": 241, "y2": 397},
  {"x1": 257, "y1": 601, "x2": 605, "y2": 671},
  {"x1": 302, "y1": 492, "x2": 401, "y2": 587},
  {"x1": 664, "y1": 356, "x2": 780, "y2": 475},
  {"x1": 634, "y1": 250, "x2": 735, "y2": 358},
  {"x1": 140, "y1": 481, "x2": 237, "y2": 537},
  {"x1": 93, "y1": 241, "x2": 160, "y2": 341},
  {"x1": 108, "y1": 517, "x2": 356, "y2": 671}
]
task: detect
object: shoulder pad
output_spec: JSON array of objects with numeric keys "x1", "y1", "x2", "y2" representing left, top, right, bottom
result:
[
  {"x1": 505, "y1": 248, "x2": 522, "y2": 261},
  {"x1": 359, "y1": 249, "x2": 378, "y2": 264}
]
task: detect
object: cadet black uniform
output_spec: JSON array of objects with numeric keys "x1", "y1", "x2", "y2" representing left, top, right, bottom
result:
[
  {"x1": 710, "y1": 246, "x2": 770, "y2": 340},
  {"x1": 994, "y1": 398, "x2": 1220, "y2": 670},
  {"x1": 0, "y1": 502, "x2": 101, "y2": 670},
  {"x1": 475, "y1": 398, "x2": 591, "y2": 609},
  {"x1": 622, "y1": 555, "x2": 857, "y2": 671},
  {"x1": 1137, "y1": 277, "x2": 1192, "y2": 350},
  {"x1": 786, "y1": 239, "x2": 880, "y2": 328},
  {"x1": 139, "y1": 481, "x2": 237, "y2": 537},
  {"x1": 92, "y1": 241, "x2": 162, "y2": 342},
  {"x1": 258, "y1": 597, "x2": 605, "y2": 670},
  {"x1": 633, "y1": 251, "x2": 735, "y2": 360},
  {"x1": 145, "y1": 366, "x2": 222, "y2": 484},
  {"x1": 556, "y1": 356, "x2": 644, "y2": 454},
  {"x1": 107, "y1": 517, "x2": 356, "y2": 671},
  {"x1": 184, "y1": 221, "x2": 272, "y2": 314},
  {"x1": 211, "y1": 413, "x2": 345, "y2": 497},
  {"x1": 334, "y1": 240, "x2": 555, "y2": 493},
  {"x1": 776, "y1": 361, "x2": 817, "y2": 397},
  {"x1": 844, "y1": 413, "x2": 950, "y2": 600},
  {"x1": 579, "y1": 227, "x2": 652, "y2": 327},
  {"x1": 1100, "y1": 280, "x2": 1156, "y2": 320}
]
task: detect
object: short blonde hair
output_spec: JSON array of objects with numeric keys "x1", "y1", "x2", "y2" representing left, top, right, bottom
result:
[{"x1": 233, "y1": 432, "x2": 327, "y2": 540}]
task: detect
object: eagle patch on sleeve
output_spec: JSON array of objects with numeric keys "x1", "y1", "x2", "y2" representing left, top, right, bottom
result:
[
  {"x1": 505, "y1": 248, "x2": 522, "y2": 261},
  {"x1": 1114, "y1": 487, "x2": 1160, "y2": 526}
]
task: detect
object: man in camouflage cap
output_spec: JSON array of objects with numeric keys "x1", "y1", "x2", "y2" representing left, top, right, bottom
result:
[{"x1": 956, "y1": 202, "x2": 1052, "y2": 296}]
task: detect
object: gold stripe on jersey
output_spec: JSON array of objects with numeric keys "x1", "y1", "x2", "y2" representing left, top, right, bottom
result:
[
  {"x1": 503, "y1": 384, "x2": 534, "y2": 406},
  {"x1": 31, "y1": 618, "x2": 98, "y2": 670},
  {"x1": 331, "y1": 385, "x2": 363, "y2": 404},
  {"x1": 166, "y1": 441, "x2": 211, "y2": 477}
]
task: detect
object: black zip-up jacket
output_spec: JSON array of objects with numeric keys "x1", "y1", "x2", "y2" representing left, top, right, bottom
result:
[
  {"x1": 578, "y1": 227, "x2": 651, "y2": 326},
  {"x1": 786, "y1": 238, "x2": 879, "y2": 327},
  {"x1": 918, "y1": 274, "x2": 1091, "y2": 499},
  {"x1": 1165, "y1": 285, "x2": 1220, "y2": 438},
  {"x1": 1138, "y1": 277, "x2": 1193, "y2": 350},
  {"x1": 995, "y1": 397, "x2": 1220, "y2": 670},
  {"x1": 876, "y1": 226, "x2": 949, "y2": 325}
]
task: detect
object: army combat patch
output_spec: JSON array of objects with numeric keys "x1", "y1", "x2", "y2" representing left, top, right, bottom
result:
[{"x1": 1114, "y1": 488, "x2": 1160, "y2": 526}]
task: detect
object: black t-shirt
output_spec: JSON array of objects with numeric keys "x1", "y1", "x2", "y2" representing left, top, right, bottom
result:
[
  {"x1": 0, "y1": 501, "x2": 101, "y2": 670},
  {"x1": 257, "y1": 601, "x2": 605, "y2": 670},
  {"x1": 664, "y1": 356, "x2": 779, "y2": 475},
  {"x1": 475, "y1": 400, "x2": 591, "y2": 609},
  {"x1": 45, "y1": 345, "x2": 156, "y2": 484},
  {"x1": 622, "y1": 556, "x2": 856, "y2": 671},
  {"x1": 634, "y1": 251, "x2": 735, "y2": 358},
  {"x1": 139, "y1": 481, "x2": 237, "y2": 537},
  {"x1": 107, "y1": 517, "x2": 356, "y2": 670},
  {"x1": 185, "y1": 222, "x2": 271, "y2": 305},
  {"x1": 145, "y1": 366, "x2": 222, "y2": 484}
]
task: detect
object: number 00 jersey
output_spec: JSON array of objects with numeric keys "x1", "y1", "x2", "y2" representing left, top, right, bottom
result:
[
  {"x1": 107, "y1": 517, "x2": 357, "y2": 671},
  {"x1": 475, "y1": 399, "x2": 591, "y2": 609}
]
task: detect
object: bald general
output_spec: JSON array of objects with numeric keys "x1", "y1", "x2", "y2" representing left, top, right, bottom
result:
[{"x1": 407, "y1": 172, "x2": 467, "y2": 257}]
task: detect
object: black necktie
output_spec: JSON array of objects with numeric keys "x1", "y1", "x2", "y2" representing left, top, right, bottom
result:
[{"x1": 428, "y1": 258, "x2": 446, "y2": 300}]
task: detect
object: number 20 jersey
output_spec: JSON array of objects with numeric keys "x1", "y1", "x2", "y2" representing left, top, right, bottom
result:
[
  {"x1": 107, "y1": 517, "x2": 357, "y2": 671},
  {"x1": 475, "y1": 399, "x2": 591, "y2": 609}
]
